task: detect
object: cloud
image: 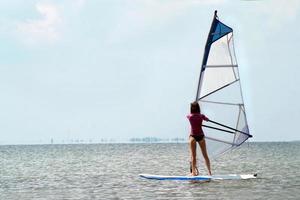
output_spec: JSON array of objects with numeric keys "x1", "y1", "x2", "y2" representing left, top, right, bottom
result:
[
  {"x1": 69, "y1": 0, "x2": 87, "y2": 11},
  {"x1": 17, "y1": 2, "x2": 63, "y2": 45},
  {"x1": 73, "y1": 0, "x2": 86, "y2": 8},
  {"x1": 107, "y1": 0, "x2": 226, "y2": 44}
]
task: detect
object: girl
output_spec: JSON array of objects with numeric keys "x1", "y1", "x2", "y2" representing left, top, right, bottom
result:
[{"x1": 187, "y1": 101, "x2": 212, "y2": 176}]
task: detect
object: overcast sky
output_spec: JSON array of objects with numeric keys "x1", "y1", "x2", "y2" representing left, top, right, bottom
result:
[{"x1": 0, "y1": 0, "x2": 299, "y2": 144}]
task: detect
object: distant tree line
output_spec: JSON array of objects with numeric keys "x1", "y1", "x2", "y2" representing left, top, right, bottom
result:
[
  {"x1": 129, "y1": 137, "x2": 186, "y2": 143},
  {"x1": 48, "y1": 137, "x2": 186, "y2": 144}
]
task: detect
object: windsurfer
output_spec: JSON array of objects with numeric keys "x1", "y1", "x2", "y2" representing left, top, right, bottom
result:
[{"x1": 187, "y1": 101, "x2": 212, "y2": 176}]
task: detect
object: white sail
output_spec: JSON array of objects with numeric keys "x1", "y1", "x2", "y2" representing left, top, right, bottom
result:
[{"x1": 196, "y1": 11, "x2": 252, "y2": 159}]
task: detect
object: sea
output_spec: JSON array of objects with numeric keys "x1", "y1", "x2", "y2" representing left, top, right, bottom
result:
[{"x1": 0, "y1": 142, "x2": 299, "y2": 200}]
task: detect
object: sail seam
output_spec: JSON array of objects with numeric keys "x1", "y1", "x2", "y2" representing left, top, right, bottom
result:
[
  {"x1": 204, "y1": 65, "x2": 238, "y2": 68},
  {"x1": 199, "y1": 100, "x2": 243, "y2": 106},
  {"x1": 198, "y1": 79, "x2": 239, "y2": 100}
]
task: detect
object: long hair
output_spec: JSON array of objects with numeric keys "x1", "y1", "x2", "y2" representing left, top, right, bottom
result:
[{"x1": 190, "y1": 101, "x2": 201, "y2": 114}]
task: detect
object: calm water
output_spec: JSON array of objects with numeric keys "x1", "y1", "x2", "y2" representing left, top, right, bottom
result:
[{"x1": 0, "y1": 142, "x2": 299, "y2": 200}]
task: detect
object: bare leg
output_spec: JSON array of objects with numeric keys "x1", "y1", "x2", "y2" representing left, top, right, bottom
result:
[
  {"x1": 189, "y1": 136, "x2": 198, "y2": 176},
  {"x1": 199, "y1": 139, "x2": 212, "y2": 175}
]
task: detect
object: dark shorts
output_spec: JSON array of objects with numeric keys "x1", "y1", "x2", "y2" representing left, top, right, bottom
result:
[{"x1": 190, "y1": 135, "x2": 204, "y2": 142}]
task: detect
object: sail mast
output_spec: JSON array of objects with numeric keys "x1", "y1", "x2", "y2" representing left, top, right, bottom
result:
[{"x1": 195, "y1": 10, "x2": 218, "y2": 101}]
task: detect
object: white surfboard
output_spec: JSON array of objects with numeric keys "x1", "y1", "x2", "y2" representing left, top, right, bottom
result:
[{"x1": 139, "y1": 173, "x2": 257, "y2": 181}]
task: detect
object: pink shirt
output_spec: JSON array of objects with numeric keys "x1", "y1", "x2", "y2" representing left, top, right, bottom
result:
[{"x1": 187, "y1": 113, "x2": 209, "y2": 136}]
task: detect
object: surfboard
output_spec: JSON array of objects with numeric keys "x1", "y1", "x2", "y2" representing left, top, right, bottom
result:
[{"x1": 139, "y1": 173, "x2": 257, "y2": 181}]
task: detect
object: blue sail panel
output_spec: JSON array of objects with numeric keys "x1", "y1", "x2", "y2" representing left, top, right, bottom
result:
[{"x1": 211, "y1": 20, "x2": 233, "y2": 43}]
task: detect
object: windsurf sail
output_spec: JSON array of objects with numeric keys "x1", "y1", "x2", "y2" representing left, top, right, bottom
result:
[{"x1": 196, "y1": 11, "x2": 252, "y2": 159}]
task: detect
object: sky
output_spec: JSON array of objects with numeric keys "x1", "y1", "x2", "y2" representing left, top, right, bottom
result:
[{"x1": 0, "y1": 0, "x2": 300, "y2": 144}]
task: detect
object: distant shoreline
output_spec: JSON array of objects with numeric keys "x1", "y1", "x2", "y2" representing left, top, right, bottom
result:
[{"x1": 0, "y1": 140, "x2": 299, "y2": 146}]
